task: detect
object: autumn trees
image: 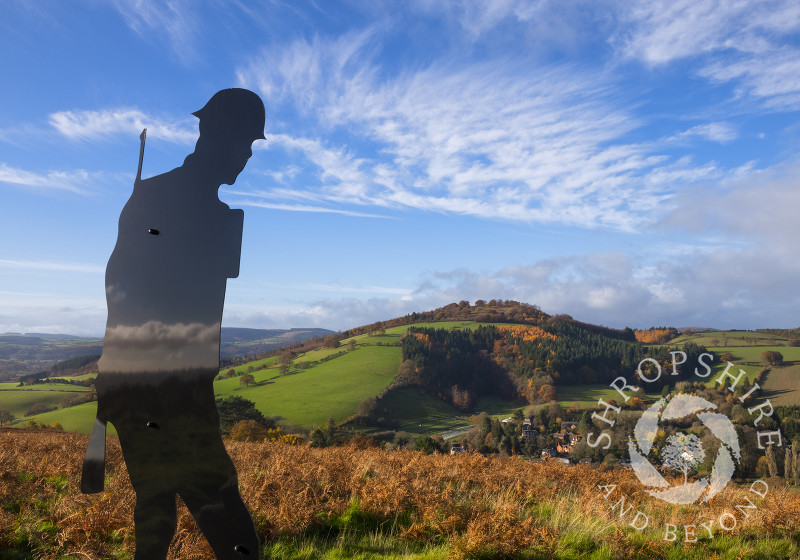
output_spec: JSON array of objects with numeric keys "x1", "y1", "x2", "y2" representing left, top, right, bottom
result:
[
  {"x1": 761, "y1": 350, "x2": 784, "y2": 366},
  {"x1": 634, "y1": 327, "x2": 679, "y2": 344},
  {"x1": 215, "y1": 396, "x2": 274, "y2": 434},
  {"x1": 344, "y1": 300, "x2": 549, "y2": 338},
  {"x1": 277, "y1": 351, "x2": 293, "y2": 375},
  {"x1": 537, "y1": 384, "x2": 557, "y2": 403},
  {"x1": 239, "y1": 373, "x2": 255, "y2": 387}
]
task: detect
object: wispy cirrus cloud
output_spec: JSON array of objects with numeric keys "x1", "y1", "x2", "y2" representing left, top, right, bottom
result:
[
  {"x1": 613, "y1": 0, "x2": 755, "y2": 64},
  {"x1": 613, "y1": 0, "x2": 800, "y2": 108},
  {"x1": 237, "y1": 34, "x2": 727, "y2": 230},
  {"x1": 109, "y1": 0, "x2": 200, "y2": 64},
  {"x1": 0, "y1": 259, "x2": 104, "y2": 274},
  {"x1": 413, "y1": 0, "x2": 542, "y2": 39},
  {"x1": 666, "y1": 122, "x2": 738, "y2": 144},
  {"x1": 228, "y1": 199, "x2": 388, "y2": 219},
  {"x1": 699, "y1": 47, "x2": 800, "y2": 110},
  {"x1": 411, "y1": 0, "x2": 603, "y2": 51},
  {"x1": 0, "y1": 163, "x2": 99, "y2": 194},
  {"x1": 265, "y1": 133, "x2": 371, "y2": 197},
  {"x1": 49, "y1": 109, "x2": 196, "y2": 144}
]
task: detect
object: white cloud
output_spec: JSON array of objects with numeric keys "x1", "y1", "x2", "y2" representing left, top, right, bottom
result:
[
  {"x1": 230, "y1": 155, "x2": 800, "y2": 332},
  {"x1": 667, "y1": 122, "x2": 738, "y2": 143},
  {"x1": 230, "y1": 199, "x2": 388, "y2": 218},
  {"x1": 0, "y1": 163, "x2": 98, "y2": 194},
  {"x1": 0, "y1": 299, "x2": 107, "y2": 336},
  {"x1": 699, "y1": 47, "x2": 800, "y2": 109},
  {"x1": 0, "y1": 259, "x2": 104, "y2": 274},
  {"x1": 266, "y1": 133, "x2": 371, "y2": 195},
  {"x1": 613, "y1": 0, "x2": 750, "y2": 64},
  {"x1": 238, "y1": 37, "x2": 734, "y2": 230},
  {"x1": 614, "y1": 0, "x2": 800, "y2": 107},
  {"x1": 224, "y1": 297, "x2": 427, "y2": 332},
  {"x1": 237, "y1": 29, "x2": 380, "y2": 110},
  {"x1": 411, "y1": 0, "x2": 602, "y2": 50},
  {"x1": 49, "y1": 109, "x2": 197, "y2": 144},
  {"x1": 403, "y1": 242, "x2": 799, "y2": 330},
  {"x1": 413, "y1": 0, "x2": 542, "y2": 39},
  {"x1": 223, "y1": 234, "x2": 800, "y2": 331},
  {"x1": 661, "y1": 156, "x2": 800, "y2": 253},
  {"x1": 109, "y1": 0, "x2": 200, "y2": 64},
  {"x1": 9, "y1": 241, "x2": 794, "y2": 334}
]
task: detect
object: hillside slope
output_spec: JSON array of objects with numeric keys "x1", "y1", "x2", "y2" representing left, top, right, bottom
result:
[{"x1": 6, "y1": 301, "x2": 800, "y2": 438}]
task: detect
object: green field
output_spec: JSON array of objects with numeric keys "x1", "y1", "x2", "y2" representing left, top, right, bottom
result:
[
  {"x1": 694, "y1": 361, "x2": 762, "y2": 387},
  {"x1": 761, "y1": 365, "x2": 800, "y2": 407},
  {"x1": 25, "y1": 401, "x2": 116, "y2": 435},
  {"x1": 219, "y1": 356, "x2": 277, "y2": 376},
  {"x1": 0, "y1": 382, "x2": 89, "y2": 419},
  {"x1": 342, "y1": 331, "x2": 403, "y2": 346},
  {"x1": 49, "y1": 372, "x2": 96, "y2": 382},
  {"x1": 0, "y1": 381, "x2": 88, "y2": 392},
  {"x1": 6, "y1": 323, "x2": 800, "y2": 437},
  {"x1": 369, "y1": 386, "x2": 473, "y2": 436},
  {"x1": 707, "y1": 345, "x2": 800, "y2": 363},
  {"x1": 557, "y1": 384, "x2": 643, "y2": 408},
  {"x1": 18, "y1": 346, "x2": 400, "y2": 433},
  {"x1": 474, "y1": 395, "x2": 526, "y2": 419},
  {"x1": 1, "y1": 321, "x2": 490, "y2": 435},
  {"x1": 667, "y1": 330, "x2": 788, "y2": 346},
  {"x1": 293, "y1": 345, "x2": 351, "y2": 363},
  {"x1": 214, "y1": 345, "x2": 401, "y2": 427},
  {"x1": 660, "y1": 329, "x2": 800, "y2": 364}
]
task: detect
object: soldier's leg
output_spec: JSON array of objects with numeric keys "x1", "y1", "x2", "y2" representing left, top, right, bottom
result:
[
  {"x1": 133, "y1": 491, "x2": 177, "y2": 560},
  {"x1": 181, "y1": 475, "x2": 260, "y2": 559},
  {"x1": 107, "y1": 411, "x2": 179, "y2": 560}
]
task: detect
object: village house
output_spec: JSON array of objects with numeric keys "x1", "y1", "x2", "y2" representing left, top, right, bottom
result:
[
  {"x1": 553, "y1": 432, "x2": 582, "y2": 454},
  {"x1": 521, "y1": 417, "x2": 535, "y2": 440}
]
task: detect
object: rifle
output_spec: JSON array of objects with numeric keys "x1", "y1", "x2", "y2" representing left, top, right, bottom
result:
[
  {"x1": 136, "y1": 128, "x2": 147, "y2": 184},
  {"x1": 80, "y1": 418, "x2": 107, "y2": 493}
]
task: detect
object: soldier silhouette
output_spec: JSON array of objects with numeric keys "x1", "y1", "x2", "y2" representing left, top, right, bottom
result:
[{"x1": 81, "y1": 88, "x2": 265, "y2": 559}]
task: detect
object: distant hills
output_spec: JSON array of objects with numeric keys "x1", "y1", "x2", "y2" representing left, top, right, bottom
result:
[
  {"x1": 219, "y1": 327, "x2": 335, "y2": 357},
  {"x1": 0, "y1": 334, "x2": 103, "y2": 381},
  {"x1": 0, "y1": 327, "x2": 335, "y2": 381},
  {"x1": 4, "y1": 300, "x2": 800, "y2": 436}
]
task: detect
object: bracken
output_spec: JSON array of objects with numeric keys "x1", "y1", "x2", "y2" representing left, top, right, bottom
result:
[{"x1": 1, "y1": 429, "x2": 799, "y2": 559}]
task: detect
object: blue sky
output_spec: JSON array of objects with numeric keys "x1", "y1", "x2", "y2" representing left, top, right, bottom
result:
[{"x1": 1, "y1": 0, "x2": 800, "y2": 335}]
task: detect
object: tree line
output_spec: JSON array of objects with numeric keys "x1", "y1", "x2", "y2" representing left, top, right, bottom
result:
[{"x1": 398, "y1": 321, "x2": 711, "y2": 411}]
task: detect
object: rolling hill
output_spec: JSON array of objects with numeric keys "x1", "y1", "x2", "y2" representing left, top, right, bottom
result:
[
  {"x1": 219, "y1": 327, "x2": 335, "y2": 357},
  {"x1": 0, "y1": 333, "x2": 103, "y2": 381},
  {"x1": 3, "y1": 301, "x2": 799, "y2": 439},
  {"x1": 0, "y1": 327, "x2": 336, "y2": 383}
]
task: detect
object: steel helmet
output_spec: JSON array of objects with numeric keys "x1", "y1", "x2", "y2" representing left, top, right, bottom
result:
[{"x1": 192, "y1": 88, "x2": 266, "y2": 141}]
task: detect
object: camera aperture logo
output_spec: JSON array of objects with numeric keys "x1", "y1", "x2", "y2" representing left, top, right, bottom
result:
[
  {"x1": 629, "y1": 394, "x2": 739, "y2": 505},
  {"x1": 587, "y1": 353, "x2": 783, "y2": 542}
]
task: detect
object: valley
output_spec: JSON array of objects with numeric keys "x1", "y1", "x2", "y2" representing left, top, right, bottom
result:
[{"x1": 2, "y1": 302, "x2": 798, "y2": 444}]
